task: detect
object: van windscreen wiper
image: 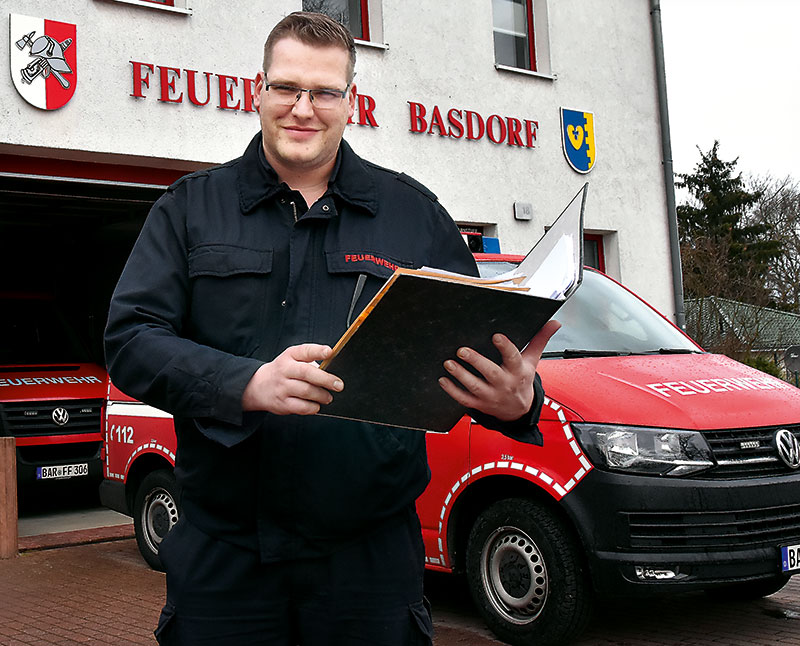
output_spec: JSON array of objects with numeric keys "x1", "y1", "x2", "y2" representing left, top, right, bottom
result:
[{"x1": 543, "y1": 349, "x2": 633, "y2": 358}]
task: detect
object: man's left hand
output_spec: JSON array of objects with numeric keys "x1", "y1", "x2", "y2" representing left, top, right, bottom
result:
[{"x1": 438, "y1": 320, "x2": 561, "y2": 421}]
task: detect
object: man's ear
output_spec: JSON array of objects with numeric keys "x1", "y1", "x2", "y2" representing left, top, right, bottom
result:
[
  {"x1": 347, "y1": 82, "x2": 357, "y2": 119},
  {"x1": 253, "y1": 71, "x2": 265, "y2": 113}
]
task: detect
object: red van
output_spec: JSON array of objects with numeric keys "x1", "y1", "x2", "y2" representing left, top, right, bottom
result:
[
  {"x1": 1, "y1": 293, "x2": 107, "y2": 488},
  {"x1": 101, "y1": 261, "x2": 800, "y2": 646}
]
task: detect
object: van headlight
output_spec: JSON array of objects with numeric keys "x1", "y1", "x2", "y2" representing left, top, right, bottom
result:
[{"x1": 572, "y1": 424, "x2": 715, "y2": 476}]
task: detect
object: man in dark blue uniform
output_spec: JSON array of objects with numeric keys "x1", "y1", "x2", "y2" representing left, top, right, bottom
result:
[{"x1": 105, "y1": 11, "x2": 559, "y2": 646}]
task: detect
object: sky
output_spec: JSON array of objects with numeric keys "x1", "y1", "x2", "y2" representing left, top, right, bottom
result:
[{"x1": 660, "y1": 0, "x2": 799, "y2": 181}]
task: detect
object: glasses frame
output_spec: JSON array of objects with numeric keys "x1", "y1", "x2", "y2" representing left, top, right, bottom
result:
[{"x1": 263, "y1": 82, "x2": 351, "y2": 109}]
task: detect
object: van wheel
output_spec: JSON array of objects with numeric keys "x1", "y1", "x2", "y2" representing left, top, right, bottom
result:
[
  {"x1": 466, "y1": 498, "x2": 593, "y2": 646},
  {"x1": 133, "y1": 469, "x2": 180, "y2": 571},
  {"x1": 705, "y1": 575, "x2": 790, "y2": 601}
]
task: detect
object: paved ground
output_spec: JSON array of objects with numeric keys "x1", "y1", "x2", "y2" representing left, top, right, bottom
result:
[{"x1": 3, "y1": 529, "x2": 800, "y2": 646}]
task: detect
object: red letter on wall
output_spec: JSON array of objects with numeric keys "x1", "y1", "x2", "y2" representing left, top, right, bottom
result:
[
  {"x1": 465, "y1": 111, "x2": 485, "y2": 140},
  {"x1": 158, "y1": 66, "x2": 183, "y2": 103},
  {"x1": 217, "y1": 74, "x2": 241, "y2": 111},
  {"x1": 241, "y1": 77, "x2": 257, "y2": 113},
  {"x1": 506, "y1": 117, "x2": 524, "y2": 146},
  {"x1": 408, "y1": 101, "x2": 428, "y2": 133},
  {"x1": 525, "y1": 119, "x2": 539, "y2": 148},
  {"x1": 427, "y1": 106, "x2": 447, "y2": 137},
  {"x1": 186, "y1": 69, "x2": 212, "y2": 106},
  {"x1": 130, "y1": 61, "x2": 154, "y2": 98},
  {"x1": 447, "y1": 109, "x2": 464, "y2": 138},
  {"x1": 357, "y1": 93, "x2": 379, "y2": 127}
]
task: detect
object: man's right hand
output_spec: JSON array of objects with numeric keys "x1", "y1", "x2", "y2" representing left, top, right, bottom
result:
[{"x1": 241, "y1": 344, "x2": 344, "y2": 415}]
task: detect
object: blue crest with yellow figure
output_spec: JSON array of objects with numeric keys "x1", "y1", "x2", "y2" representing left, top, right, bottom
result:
[{"x1": 560, "y1": 108, "x2": 595, "y2": 173}]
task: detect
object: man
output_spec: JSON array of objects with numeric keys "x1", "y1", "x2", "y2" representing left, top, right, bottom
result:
[{"x1": 105, "y1": 11, "x2": 558, "y2": 646}]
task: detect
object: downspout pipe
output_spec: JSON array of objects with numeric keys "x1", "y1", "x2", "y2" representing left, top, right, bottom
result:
[{"x1": 650, "y1": 0, "x2": 686, "y2": 329}]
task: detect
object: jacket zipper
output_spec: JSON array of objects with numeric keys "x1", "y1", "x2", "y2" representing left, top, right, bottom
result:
[{"x1": 289, "y1": 200, "x2": 298, "y2": 223}]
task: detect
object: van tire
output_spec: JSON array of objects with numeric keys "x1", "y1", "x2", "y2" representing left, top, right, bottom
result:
[
  {"x1": 466, "y1": 498, "x2": 593, "y2": 646},
  {"x1": 704, "y1": 575, "x2": 790, "y2": 601},
  {"x1": 133, "y1": 469, "x2": 180, "y2": 571}
]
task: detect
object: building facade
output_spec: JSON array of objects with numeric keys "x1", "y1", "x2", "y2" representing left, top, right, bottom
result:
[{"x1": 1, "y1": 0, "x2": 679, "y2": 348}]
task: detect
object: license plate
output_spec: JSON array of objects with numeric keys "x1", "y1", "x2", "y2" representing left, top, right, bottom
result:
[
  {"x1": 781, "y1": 544, "x2": 800, "y2": 573},
  {"x1": 36, "y1": 463, "x2": 89, "y2": 480}
]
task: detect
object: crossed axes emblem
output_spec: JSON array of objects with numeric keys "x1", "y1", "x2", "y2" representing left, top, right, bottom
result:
[{"x1": 15, "y1": 31, "x2": 73, "y2": 89}]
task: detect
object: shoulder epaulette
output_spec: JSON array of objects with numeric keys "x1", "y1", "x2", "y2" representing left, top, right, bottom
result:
[{"x1": 167, "y1": 156, "x2": 240, "y2": 192}]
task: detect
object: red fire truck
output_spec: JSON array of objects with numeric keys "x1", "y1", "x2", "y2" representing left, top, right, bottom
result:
[
  {"x1": 101, "y1": 260, "x2": 800, "y2": 646},
  {"x1": 1, "y1": 292, "x2": 107, "y2": 488}
]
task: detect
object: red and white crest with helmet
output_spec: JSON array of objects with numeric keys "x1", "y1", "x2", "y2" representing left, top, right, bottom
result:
[{"x1": 10, "y1": 14, "x2": 77, "y2": 110}]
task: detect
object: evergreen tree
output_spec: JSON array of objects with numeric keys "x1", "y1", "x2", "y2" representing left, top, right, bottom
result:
[{"x1": 676, "y1": 141, "x2": 781, "y2": 304}]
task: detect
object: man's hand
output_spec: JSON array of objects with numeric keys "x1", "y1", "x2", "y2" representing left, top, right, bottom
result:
[
  {"x1": 438, "y1": 320, "x2": 561, "y2": 421},
  {"x1": 242, "y1": 344, "x2": 344, "y2": 416}
]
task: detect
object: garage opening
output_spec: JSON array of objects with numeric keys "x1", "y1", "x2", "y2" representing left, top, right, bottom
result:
[{"x1": 0, "y1": 165, "x2": 181, "y2": 364}]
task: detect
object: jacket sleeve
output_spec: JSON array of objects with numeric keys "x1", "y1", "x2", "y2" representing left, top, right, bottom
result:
[
  {"x1": 429, "y1": 204, "x2": 546, "y2": 445},
  {"x1": 104, "y1": 186, "x2": 263, "y2": 445}
]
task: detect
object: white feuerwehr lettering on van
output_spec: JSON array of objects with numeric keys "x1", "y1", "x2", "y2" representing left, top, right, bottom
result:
[
  {"x1": 646, "y1": 376, "x2": 790, "y2": 397},
  {"x1": 0, "y1": 376, "x2": 103, "y2": 386}
]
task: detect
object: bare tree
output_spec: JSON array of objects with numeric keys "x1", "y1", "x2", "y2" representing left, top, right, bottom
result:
[{"x1": 747, "y1": 176, "x2": 800, "y2": 313}]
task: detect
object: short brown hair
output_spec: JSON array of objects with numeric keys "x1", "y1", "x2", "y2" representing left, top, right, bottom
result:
[{"x1": 263, "y1": 11, "x2": 357, "y2": 83}]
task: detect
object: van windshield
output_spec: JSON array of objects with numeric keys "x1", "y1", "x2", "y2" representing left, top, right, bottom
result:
[
  {"x1": 476, "y1": 265, "x2": 699, "y2": 356},
  {"x1": 544, "y1": 271, "x2": 699, "y2": 356}
]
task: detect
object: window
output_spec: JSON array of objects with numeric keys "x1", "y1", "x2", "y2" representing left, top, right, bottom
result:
[
  {"x1": 492, "y1": 0, "x2": 552, "y2": 76},
  {"x1": 584, "y1": 234, "x2": 606, "y2": 272},
  {"x1": 97, "y1": 0, "x2": 191, "y2": 14},
  {"x1": 303, "y1": 0, "x2": 371, "y2": 41}
]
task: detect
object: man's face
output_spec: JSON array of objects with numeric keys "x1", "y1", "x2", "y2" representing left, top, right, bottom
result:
[{"x1": 254, "y1": 37, "x2": 356, "y2": 176}]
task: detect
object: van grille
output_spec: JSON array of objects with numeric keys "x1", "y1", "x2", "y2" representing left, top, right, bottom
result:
[
  {"x1": 626, "y1": 503, "x2": 800, "y2": 550},
  {"x1": 0, "y1": 399, "x2": 103, "y2": 437},
  {"x1": 699, "y1": 425, "x2": 800, "y2": 479}
]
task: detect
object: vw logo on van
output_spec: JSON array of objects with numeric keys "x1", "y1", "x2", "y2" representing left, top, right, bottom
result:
[
  {"x1": 51, "y1": 407, "x2": 69, "y2": 426},
  {"x1": 775, "y1": 429, "x2": 800, "y2": 469}
]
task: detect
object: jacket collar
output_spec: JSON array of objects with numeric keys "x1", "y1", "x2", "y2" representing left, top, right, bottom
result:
[{"x1": 237, "y1": 132, "x2": 378, "y2": 217}]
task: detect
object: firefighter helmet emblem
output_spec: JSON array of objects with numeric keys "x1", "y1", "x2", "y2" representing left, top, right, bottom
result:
[{"x1": 10, "y1": 14, "x2": 78, "y2": 110}]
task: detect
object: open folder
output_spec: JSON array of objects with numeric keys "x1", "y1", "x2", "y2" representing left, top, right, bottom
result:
[{"x1": 318, "y1": 183, "x2": 588, "y2": 432}]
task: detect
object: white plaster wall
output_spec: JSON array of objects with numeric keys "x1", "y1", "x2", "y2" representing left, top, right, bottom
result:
[{"x1": 0, "y1": 0, "x2": 677, "y2": 317}]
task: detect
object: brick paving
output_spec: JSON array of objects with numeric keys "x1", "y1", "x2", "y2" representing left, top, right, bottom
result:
[{"x1": 2, "y1": 532, "x2": 800, "y2": 645}]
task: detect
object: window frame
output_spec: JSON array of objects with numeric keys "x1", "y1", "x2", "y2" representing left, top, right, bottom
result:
[
  {"x1": 492, "y1": 0, "x2": 554, "y2": 79},
  {"x1": 492, "y1": 0, "x2": 536, "y2": 72},
  {"x1": 584, "y1": 233, "x2": 606, "y2": 273},
  {"x1": 96, "y1": 0, "x2": 191, "y2": 15}
]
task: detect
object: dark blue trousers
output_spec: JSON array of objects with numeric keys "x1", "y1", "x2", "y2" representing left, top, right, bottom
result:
[{"x1": 155, "y1": 511, "x2": 433, "y2": 646}]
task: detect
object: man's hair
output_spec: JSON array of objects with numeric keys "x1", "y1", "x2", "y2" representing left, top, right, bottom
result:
[{"x1": 263, "y1": 11, "x2": 357, "y2": 84}]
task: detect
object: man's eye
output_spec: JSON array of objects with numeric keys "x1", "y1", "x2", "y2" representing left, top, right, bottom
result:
[
  {"x1": 315, "y1": 90, "x2": 341, "y2": 99},
  {"x1": 272, "y1": 85, "x2": 298, "y2": 95}
]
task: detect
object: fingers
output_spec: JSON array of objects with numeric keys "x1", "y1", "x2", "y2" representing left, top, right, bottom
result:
[
  {"x1": 521, "y1": 320, "x2": 562, "y2": 363},
  {"x1": 438, "y1": 321, "x2": 559, "y2": 421},
  {"x1": 241, "y1": 344, "x2": 344, "y2": 415},
  {"x1": 285, "y1": 343, "x2": 333, "y2": 364}
]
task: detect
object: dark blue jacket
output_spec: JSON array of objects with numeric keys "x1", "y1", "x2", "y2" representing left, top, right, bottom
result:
[{"x1": 105, "y1": 132, "x2": 543, "y2": 562}]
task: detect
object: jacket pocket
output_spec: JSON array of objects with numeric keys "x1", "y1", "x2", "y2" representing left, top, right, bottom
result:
[
  {"x1": 323, "y1": 249, "x2": 412, "y2": 339},
  {"x1": 187, "y1": 244, "x2": 274, "y2": 354}
]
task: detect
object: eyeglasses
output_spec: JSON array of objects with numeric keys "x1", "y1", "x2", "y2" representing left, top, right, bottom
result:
[{"x1": 263, "y1": 83, "x2": 350, "y2": 110}]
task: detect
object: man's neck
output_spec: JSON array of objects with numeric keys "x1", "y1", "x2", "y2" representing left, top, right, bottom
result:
[{"x1": 266, "y1": 153, "x2": 336, "y2": 207}]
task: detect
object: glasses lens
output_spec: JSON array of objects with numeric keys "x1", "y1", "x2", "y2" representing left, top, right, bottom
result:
[
  {"x1": 310, "y1": 89, "x2": 345, "y2": 109},
  {"x1": 268, "y1": 85, "x2": 300, "y2": 105}
]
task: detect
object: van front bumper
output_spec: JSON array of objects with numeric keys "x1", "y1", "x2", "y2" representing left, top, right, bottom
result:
[{"x1": 562, "y1": 468, "x2": 800, "y2": 595}]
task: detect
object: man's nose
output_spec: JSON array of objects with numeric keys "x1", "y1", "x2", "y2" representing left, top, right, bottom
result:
[{"x1": 292, "y1": 91, "x2": 315, "y2": 117}]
